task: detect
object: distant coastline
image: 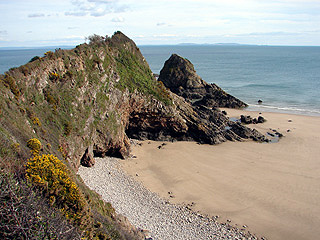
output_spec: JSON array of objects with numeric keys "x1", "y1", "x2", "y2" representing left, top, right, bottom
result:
[
  {"x1": 1, "y1": 45, "x2": 319, "y2": 117},
  {"x1": 140, "y1": 45, "x2": 320, "y2": 117}
]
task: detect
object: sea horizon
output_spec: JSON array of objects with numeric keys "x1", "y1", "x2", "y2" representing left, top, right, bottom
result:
[{"x1": 1, "y1": 45, "x2": 319, "y2": 117}]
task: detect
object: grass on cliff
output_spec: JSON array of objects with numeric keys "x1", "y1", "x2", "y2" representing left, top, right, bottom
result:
[
  {"x1": 0, "y1": 170, "x2": 82, "y2": 239},
  {"x1": 0, "y1": 32, "x2": 169, "y2": 239},
  {"x1": 115, "y1": 48, "x2": 172, "y2": 105}
]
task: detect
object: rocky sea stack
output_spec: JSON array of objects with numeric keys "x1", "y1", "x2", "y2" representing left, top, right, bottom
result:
[
  {"x1": 159, "y1": 54, "x2": 247, "y2": 108},
  {"x1": 0, "y1": 31, "x2": 265, "y2": 170},
  {"x1": 0, "y1": 31, "x2": 266, "y2": 239}
]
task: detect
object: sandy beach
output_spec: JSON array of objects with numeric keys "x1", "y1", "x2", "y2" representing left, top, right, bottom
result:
[{"x1": 122, "y1": 109, "x2": 320, "y2": 240}]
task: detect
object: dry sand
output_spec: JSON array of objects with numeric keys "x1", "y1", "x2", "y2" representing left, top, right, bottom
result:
[{"x1": 122, "y1": 109, "x2": 320, "y2": 240}]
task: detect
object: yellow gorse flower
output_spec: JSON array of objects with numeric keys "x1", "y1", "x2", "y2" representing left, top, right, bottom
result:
[
  {"x1": 27, "y1": 138, "x2": 41, "y2": 155},
  {"x1": 26, "y1": 153, "x2": 86, "y2": 224}
]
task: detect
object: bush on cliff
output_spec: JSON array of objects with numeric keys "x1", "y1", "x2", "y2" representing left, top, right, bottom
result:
[
  {"x1": 0, "y1": 170, "x2": 81, "y2": 239},
  {"x1": 25, "y1": 153, "x2": 92, "y2": 232},
  {"x1": 0, "y1": 31, "x2": 165, "y2": 239}
]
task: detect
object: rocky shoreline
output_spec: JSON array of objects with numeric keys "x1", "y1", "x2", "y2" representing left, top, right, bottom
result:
[{"x1": 78, "y1": 157, "x2": 262, "y2": 240}]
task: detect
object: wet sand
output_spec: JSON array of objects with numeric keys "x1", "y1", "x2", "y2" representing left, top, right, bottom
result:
[{"x1": 122, "y1": 109, "x2": 320, "y2": 240}]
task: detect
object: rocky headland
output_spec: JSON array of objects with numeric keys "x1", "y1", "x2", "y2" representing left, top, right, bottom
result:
[
  {"x1": 0, "y1": 31, "x2": 269, "y2": 239},
  {"x1": 0, "y1": 31, "x2": 266, "y2": 170}
]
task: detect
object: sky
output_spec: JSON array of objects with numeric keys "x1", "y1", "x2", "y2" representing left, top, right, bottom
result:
[{"x1": 0, "y1": 0, "x2": 319, "y2": 47}]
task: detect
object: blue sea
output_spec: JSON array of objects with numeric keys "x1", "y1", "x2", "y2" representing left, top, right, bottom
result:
[
  {"x1": 140, "y1": 45, "x2": 320, "y2": 116},
  {"x1": 1, "y1": 45, "x2": 319, "y2": 116}
]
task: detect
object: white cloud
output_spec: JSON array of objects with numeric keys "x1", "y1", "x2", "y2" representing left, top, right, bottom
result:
[
  {"x1": 235, "y1": 31, "x2": 302, "y2": 37},
  {"x1": 1, "y1": 0, "x2": 320, "y2": 46},
  {"x1": 28, "y1": 13, "x2": 45, "y2": 18},
  {"x1": 90, "y1": 8, "x2": 107, "y2": 17},
  {"x1": 88, "y1": 0, "x2": 115, "y2": 3},
  {"x1": 66, "y1": 0, "x2": 129, "y2": 17},
  {"x1": 156, "y1": 22, "x2": 166, "y2": 27},
  {"x1": 111, "y1": 16, "x2": 124, "y2": 22},
  {"x1": 65, "y1": 11, "x2": 87, "y2": 16},
  {"x1": 152, "y1": 34, "x2": 179, "y2": 38}
]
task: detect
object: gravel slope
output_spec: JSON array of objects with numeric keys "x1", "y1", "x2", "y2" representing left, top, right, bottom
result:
[{"x1": 78, "y1": 157, "x2": 260, "y2": 240}]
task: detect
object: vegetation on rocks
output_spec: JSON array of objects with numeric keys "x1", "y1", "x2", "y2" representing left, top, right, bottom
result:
[
  {"x1": 0, "y1": 31, "x2": 265, "y2": 239},
  {"x1": 0, "y1": 170, "x2": 81, "y2": 239},
  {"x1": 26, "y1": 152, "x2": 90, "y2": 227},
  {"x1": 27, "y1": 138, "x2": 41, "y2": 154},
  {"x1": 0, "y1": 31, "x2": 162, "y2": 239}
]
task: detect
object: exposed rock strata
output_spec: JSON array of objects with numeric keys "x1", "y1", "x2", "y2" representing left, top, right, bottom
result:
[{"x1": 0, "y1": 32, "x2": 265, "y2": 171}]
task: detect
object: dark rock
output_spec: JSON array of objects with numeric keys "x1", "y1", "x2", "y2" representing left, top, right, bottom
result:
[
  {"x1": 1, "y1": 31, "x2": 267, "y2": 171},
  {"x1": 257, "y1": 116, "x2": 266, "y2": 123},
  {"x1": 228, "y1": 122, "x2": 267, "y2": 142},
  {"x1": 267, "y1": 132, "x2": 275, "y2": 137},
  {"x1": 126, "y1": 93, "x2": 267, "y2": 146},
  {"x1": 258, "y1": 100, "x2": 263, "y2": 104},
  {"x1": 244, "y1": 115, "x2": 265, "y2": 124},
  {"x1": 240, "y1": 115, "x2": 253, "y2": 124},
  {"x1": 158, "y1": 54, "x2": 247, "y2": 109},
  {"x1": 222, "y1": 110, "x2": 227, "y2": 115},
  {"x1": 80, "y1": 145, "x2": 95, "y2": 167}
]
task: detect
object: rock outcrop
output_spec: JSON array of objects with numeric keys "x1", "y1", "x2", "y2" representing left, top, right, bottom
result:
[
  {"x1": 159, "y1": 54, "x2": 247, "y2": 108},
  {"x1": 0, "y1": 32, "x2": 271, "y2": 240},
  {"x1": 0, "y1": 32, "x2": 266, "y2": 173}
]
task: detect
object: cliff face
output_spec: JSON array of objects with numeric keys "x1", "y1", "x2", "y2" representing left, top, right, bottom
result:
[
  {"x1": 159, "y1": 54, "x2": 247, "y2": 108},
  {"x1": 0, "y1": 32, "x2": 163, "y2": 169},
  {"x1": 0, "y1": 32, "x2": 268, "y2": 238},
  {"x1": 0, "y1": 32, "x2": 265, "y2": 172}
]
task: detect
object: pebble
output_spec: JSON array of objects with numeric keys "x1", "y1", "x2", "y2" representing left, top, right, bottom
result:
[{"x1": 78, "y1": 157, "x2": 259, "y2": 240}]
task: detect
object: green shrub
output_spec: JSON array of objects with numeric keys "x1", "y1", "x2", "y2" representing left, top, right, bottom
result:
[
  {"x1": 44, "y1": 88, "x2": 59, "y2": 109},
  {"x1": 1, "y1": 74, "x2": 20, "y2": 98},
  {"x1": 64, "y1": 121, "x2": 72, "y2": 136},
  {"x1": 10, "y1": 142, "x2": 20, "y2": 153},
  {"x1": 27, "y1": 138, "x2": 41, "y2": 155},
  {"x1": 25, "y1": 154, "x2": 91, "y2": 229},
  {"x1": 29, "y1": 56, "x2": 40, "y2": 62},
  {"x1": 26, "y1": 107, "x2": 41, "y2": 126},
  {"x1": 0, "y1": 170, "x2": 81, "y2": 239},
  {"x1": 44, "y1": 51, "x2": 54, "y2": 57},
  {"x1": 49, "y1": 72, "x2": 60, "y2": 81},
  {"x1": 20, "y1": 65, "x2": 30, "y2": 76}
]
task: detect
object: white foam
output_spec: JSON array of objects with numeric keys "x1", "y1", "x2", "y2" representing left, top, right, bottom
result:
[{"x1": 247, "y1": 104, "x2": 320, "y2": 116}]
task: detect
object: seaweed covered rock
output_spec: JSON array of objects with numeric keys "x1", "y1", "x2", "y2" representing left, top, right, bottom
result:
[{"x1": 158, "y1": 54, "x2": 247, "y2": 108}]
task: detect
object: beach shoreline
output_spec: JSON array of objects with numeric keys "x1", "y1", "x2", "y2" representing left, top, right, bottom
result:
[
  {"x1": 244, "y1": 104, "x2": 320, "y2": 117},
  {"x1": 122, "y1": 108, "x2": 320, "y2": 240}
]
